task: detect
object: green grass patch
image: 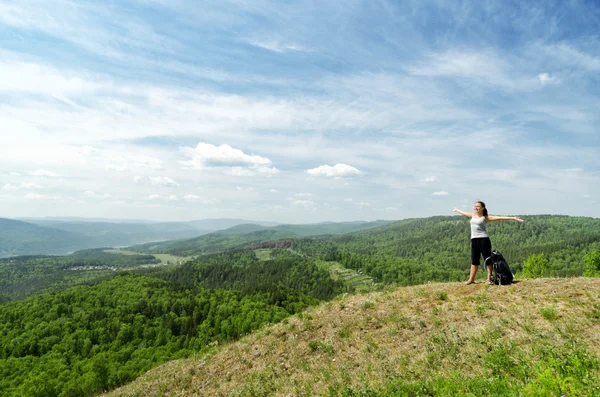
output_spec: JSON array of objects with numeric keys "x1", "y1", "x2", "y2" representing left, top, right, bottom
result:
[
  {"x1": 254, "y1": 249, "x2": 272, "y2": 261},
  {"x1": 435, "y1": 290, "x2": 448, "y2": 301},
  {"x1": 103, "y1": 250, "x2": 191, "y2": 266},
  {"x1": 152, "y1": 254, "x2": 193, "y2": 265},
  {"x1": 540, "y1": 307, "x2": 558, "y2": 321}
]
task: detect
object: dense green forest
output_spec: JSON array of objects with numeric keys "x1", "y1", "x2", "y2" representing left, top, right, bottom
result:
[
  {"x1": 0, "y1": 249, "x2": 161, "y2": 302},
  {"x1": 128, "y1": 220, "x2": 395, "y2": 257},
  {"x1": 0, "y1": 250, "x2": 344, "y2": 396},
  {"x1": 219, "y1": 220, "x2": 394, "y2": 236},
  {"x1": 130, "y1": 229, "x2": 299, "y2": 257}
]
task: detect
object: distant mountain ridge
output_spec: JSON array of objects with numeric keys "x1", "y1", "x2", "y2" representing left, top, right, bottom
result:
[
  {"x1": 0, "y1": 217, "x2": 394, "y2": 258},
  {"x1": 0, "y1": 218, "x2": 89, "y2": 258},
  {"x1": 1, "y1": 217, "x2": 272, "y2": 258},
  {"x1": 128, "y1": 220, "x2": 396, "y2": 256}
]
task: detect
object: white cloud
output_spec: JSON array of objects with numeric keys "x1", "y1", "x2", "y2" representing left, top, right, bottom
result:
[
  {"x1": 106, "y1": 154, "x2": 164, "y2": 172},
  {"x1": 133, "y1": 176, "x2": 142, "y2": 183},
  {"x1": 544, "y1": 44, "x2": 600, "y2": 72},
  {"x1": 538, "y1": 72, "x2": 556, "y2": 85},
  {"x1": 295, "y1": 193, "x2": 313, "y2": 197},
  {"x1": 181, "y1": 142, "x2": 271, "y2": 167},
  {"x1": 292, "y1": 200, "x2": 315, "y2": 206},
  {"x1": 421, "y1": 176, "x2": 437, "y2": 182},
  {"x1": 29, "y1": 169, "x2": 58, "y2": 177},
  {"x1": 183, "y1": 194, "x2": 215, "y2": 204},
  {"x1": 3, "y1": 182, "x2": 44, "y2": 190},
  {"x1": 21, "y1": 182, "x2": 43, "y2": 189},
  {"x1": 408, "y1": 50, "x2": 515, "y2": 88},
  {"x1": 432, "y1": 191, "x2": 449, "y2": 196},
  {"x1": 148, "y1": 194, "x2": 178, "y2": 201},
  {"x1": 149, "y1": 176, "x2": 179, "y2": 187},
  {"x1": 24, "y1": 193, "x2": 60, "y2": 200},
  {"x1": 0, "y1": 60, "x2": 100, "y2": 99},
  {"x1": 222, "y1": 166, "x2": 280, "y2": 177},
  {"x1": 180, "y1": 142, "x2": 278, "y2": 177},
  {"x1": 343, "y1": 198, "x2": 353, "y2": 202},
  {"x1": 247, "y1": 39, "x2": 309, "y2": 53},
  {"x1": 84, "y1": 190, "x2": 112, "y2": 199},
  {"x1": 305, "y1": 163, "x2": 361, "y2": 178}
]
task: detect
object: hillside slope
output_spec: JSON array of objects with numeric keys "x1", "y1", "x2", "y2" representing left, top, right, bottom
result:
[
  {"x1": 129, "y1": 220, "x2": 396, "y2": 257},
  {"x1": 0, "y1": 218, "x2": 90, "y2": 258},
  {"x1": 105, "y1": 278, "x2": 600, "y2": 396}
]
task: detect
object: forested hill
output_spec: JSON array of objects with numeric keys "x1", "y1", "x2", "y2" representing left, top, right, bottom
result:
[
  {"x1": 0, "y1": 249, "x2": 345, "y2": 396},
  {"x1": 128, "y1": 220, "x2": 394, "y2": 256},
  {"x1": 130, "y1": 229, "x2": 299, "y2": 257},
  {"x1": 0, "y1": 218, "x2": 90, "y2": 258},
  {"x1": 292, "y1": 215, "x2": 600, "y2": 283}
]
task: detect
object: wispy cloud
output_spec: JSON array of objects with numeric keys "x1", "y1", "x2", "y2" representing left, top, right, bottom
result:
[
  {"x1": 29, "y1": 170, "x2": 58, "y2": 177},
  {"x1": 148, "y1": 194, "x2": 178, "y2": 201},
  {"x1": 247, "y1": 38, "x2": 310, "y2": 53},
  {"x1": 24, "y1": 193, "x2": 60, "y2": 200},
  {"x1": 149, "y1": 176, "x2": 179, "y2": 187}
]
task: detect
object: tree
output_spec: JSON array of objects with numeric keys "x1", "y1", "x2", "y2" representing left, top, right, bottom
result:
[
  {"x1": 583, "y1": 249, "x2": 600, "y2": 277},
  {"x1": 521, "y1": 254, "x2": 549, "y2": 278}
]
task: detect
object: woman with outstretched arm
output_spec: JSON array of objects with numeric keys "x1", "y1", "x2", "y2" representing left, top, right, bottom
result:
[{"x1": 453, "y1": 201, "x2": 524, "y2": 285}]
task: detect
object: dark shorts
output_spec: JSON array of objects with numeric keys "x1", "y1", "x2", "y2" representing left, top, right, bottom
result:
[{"x1": 471, "y1": 237, "x2": 492, "y2": 266}]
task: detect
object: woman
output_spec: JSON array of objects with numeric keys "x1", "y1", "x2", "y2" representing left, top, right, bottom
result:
[{"x1": 453, "y1": 201, "x2": 524, "y2": 285}]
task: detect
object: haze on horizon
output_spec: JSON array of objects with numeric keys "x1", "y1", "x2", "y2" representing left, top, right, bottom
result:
[{"x1": 1, "y1": 0, "x2": 599, "y2": 223}]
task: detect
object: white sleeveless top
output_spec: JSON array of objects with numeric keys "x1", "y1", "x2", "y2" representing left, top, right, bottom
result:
[{"x1": 470, "y1": 216, "x2": 488, "y2": 239}]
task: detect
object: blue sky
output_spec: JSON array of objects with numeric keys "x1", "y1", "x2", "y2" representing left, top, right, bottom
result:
[{"x1": 0, "y1": 0, "x2": 599, "y2": 223}]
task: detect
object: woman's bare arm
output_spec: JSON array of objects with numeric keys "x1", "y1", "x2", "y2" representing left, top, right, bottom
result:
[
  {"x1": 453, "y1": 208, "x2": 473, "y2": 218},
  {"x1": 486, "y1": 215, "x2": 525, "y2": 222}
]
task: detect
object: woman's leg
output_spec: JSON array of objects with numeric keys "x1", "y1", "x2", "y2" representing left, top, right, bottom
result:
[
  {"x1": 467, "y1": 239, "x2": 481, "y2": 284},
  {"x1": 485, "y1": 264, "x2": 493, "y2": 282},
  {"x1": 466, "y1": 264, "x2": 478, "y2": 284},
  {"x1": 482, "y1": 238, "x2": 493, "y2": 283}
]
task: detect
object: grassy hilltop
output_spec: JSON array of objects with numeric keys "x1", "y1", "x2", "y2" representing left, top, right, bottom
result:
[{"x1": 105, "y1": 278, "x2": 600, "y2": 397}]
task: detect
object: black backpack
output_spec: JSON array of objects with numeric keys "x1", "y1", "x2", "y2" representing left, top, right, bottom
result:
[{"x1": 485, "y1": 250, "x2": 514, "y2": 285}]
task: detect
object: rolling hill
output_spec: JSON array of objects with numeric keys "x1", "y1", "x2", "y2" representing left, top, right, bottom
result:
[
  {"x1": 0, "y1": 218, "x2": 276, "y2": 258},
  {"x1": 104, "y1": 277, "x2": 600, "y2": 396},
  {"x1": 0, "y1": 218, "x2": 91, "y2": 258},
  {"x1": 128, "y1": 220, "x2": 396, "y2": 257}
]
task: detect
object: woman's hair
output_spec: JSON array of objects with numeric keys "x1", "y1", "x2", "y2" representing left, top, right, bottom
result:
[{"x1": 476, "y1": 201, "x2": 488, "y2": 217}]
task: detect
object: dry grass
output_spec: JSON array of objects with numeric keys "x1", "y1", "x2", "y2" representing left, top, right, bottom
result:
[{"x1": 103, "y1": 278, "x2": 600, "y2": 397}]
